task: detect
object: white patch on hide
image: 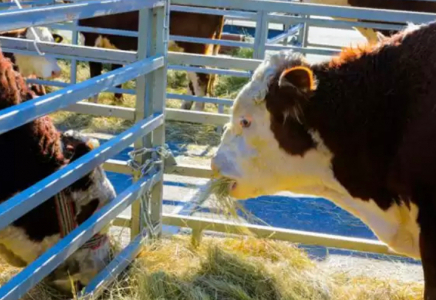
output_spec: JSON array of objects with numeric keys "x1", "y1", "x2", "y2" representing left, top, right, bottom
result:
[
  {"x1": 13, "y1": 27, "x2": 61, "y2": 78},
  {"x1": 0, "y1": 225, "x2": 60, "y2": 267},
  {"x1": 186, "y1": 71, "x2": 206, "y2": 111}
]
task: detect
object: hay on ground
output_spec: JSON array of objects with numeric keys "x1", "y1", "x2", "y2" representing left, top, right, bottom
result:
[
  {"x1": 0, "y1": 235, "x2": 423, "y2": 299},
  {"x1": 108, "y1": 235, "x2": 423, "y2": 300}
]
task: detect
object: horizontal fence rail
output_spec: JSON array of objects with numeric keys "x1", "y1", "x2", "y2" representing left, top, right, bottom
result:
[
  {"x1": 0, "y1": 0, "x2": 169, "y2": 298},
  {"x1": 162, "y1": 214, "x2": 402, "y2": 257},
  {"x1": 173, "y1": 0, "x2": 436, "y2": 23},
  {"x1": 0, "y1": 112, "x2": 164, "y2": 233},
  {"x1": 0, "y1": 0, "x2": 164, "y2": 31},
  {"x1": 0, "y1": 0, "x2": 430, "y2": 280},
  {"x1": 0, "y1": 55, "x2": 163, "y2": 134}
]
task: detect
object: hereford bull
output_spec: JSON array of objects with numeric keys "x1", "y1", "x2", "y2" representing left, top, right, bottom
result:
[
  {"x1": 0, "y1": 50, "x2": 116, "y2": 293},
  {"x1": 77, "y1": 10, "x2": 224, "y2": 111},
  {"x1": 211, "y1": 21, "x2": 436, "y2": 299}
]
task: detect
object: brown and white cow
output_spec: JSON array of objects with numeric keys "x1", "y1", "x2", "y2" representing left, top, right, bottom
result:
[
  {"x1": 211, "y1": 21, "x2": 436, "y2": 299},
  {"x1": 77, "y1": 9, "x2": 224, "y2": 111},
  {"x1": 0, "y1": 50, "x2": 116, "y2": 293},
  {"x1": 301, "y1": 0, "x2": 436, "y2": 43},
  {"x1": 0, "y1": 27, "x2": 63, "y2": 78}
]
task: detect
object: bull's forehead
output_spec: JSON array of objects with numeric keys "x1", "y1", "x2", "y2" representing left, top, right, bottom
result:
[
  {"x1": 232, "y1": 51, "x2": 302, "y2": 118},
  {"x1": 232, "y1": 80, "x2": 267, "y2": 117}
]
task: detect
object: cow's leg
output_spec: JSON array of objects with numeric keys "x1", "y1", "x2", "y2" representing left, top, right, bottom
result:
[
  {"x1": 420, "y1": 208, "x2": 436, "y2": 299},
  {"x1": 89, "y1": 61, "x2": 103, "y2": 103},
  {"x1": 111, "y1": 64, "x2": 124, "y2": 101},
  {"x1": 177, "y1": 41, "x2": 215, "y2": 111},
  {"x1": 187, "y1": 71, "x2": 209, "y2": 111},
  {"x1": 181, "y1": 80, "x2": 195, "y2": 110}
]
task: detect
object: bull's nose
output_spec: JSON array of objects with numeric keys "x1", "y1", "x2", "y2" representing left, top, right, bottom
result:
[{"x1": 51, "y1": 70, "x2": 61, "y2": 78}]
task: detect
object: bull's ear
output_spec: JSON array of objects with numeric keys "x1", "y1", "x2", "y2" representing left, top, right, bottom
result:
[
  {"x1": 278, "y1": 66, "x2": 315, "y2": 94},
  {"x1": 52, "y1": 33, "x2": 63, "y2": 43}
]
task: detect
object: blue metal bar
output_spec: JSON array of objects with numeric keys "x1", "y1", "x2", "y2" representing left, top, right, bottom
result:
[
  {"x1": 167, "y1": 93, "x2": 233, "y2": 106},
  {"x1": 0, "y1": 40, "x2": 136, "y2": 65},
  {"x1": 0, "y1": 113, "x2": 164, "y2": 233},
  {"x1": 0, "y1": 0, "x2": 164, "y2": 31},
  {"x1": 0, "y1": 55, "x2": 163, "y2": 135},
  {"x1": 265, "y1": 43, "x2": 340, "y2": 55},
  {"x1": 268, "y1": 23, "x2": 302, "y2": 44},
  {"x1": 0, "y1": 0, "x2": 52, "y2": 8},
  {"x1": 80, "y1": 231, "x2": 146, "y2": 299},
  {"x1": 170, "y1": 34, "x2": 254, "y2": 48},
  {"x1": 26, "y1": 78, "x2": 136, "y2": 95},
  {"x1": 171, "y1": 4, "x2": 256, "y2": 19},
  {"x1": 172, "y1": 0, "x2": 436, "y2": 24},
  {"x1": 169, "y1": 64, "x2": 251, "y2": 77},
  {"x1": 0, "y1": 169, "x2": 163, "y2": 300},
  {"x1": 269, "y1": 14, "x2": 404, "y2": 31},
  {"x1": 49, "y1": 23, "x2": 139, "y2": 37}
]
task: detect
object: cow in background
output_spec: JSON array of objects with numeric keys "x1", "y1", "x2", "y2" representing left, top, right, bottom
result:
[
  {"x1": 77, "y1": 10, "x2": 224, "y2": 111},
  {"x1": 0, "y1": 27, "x2": 63, "y2": 78}
]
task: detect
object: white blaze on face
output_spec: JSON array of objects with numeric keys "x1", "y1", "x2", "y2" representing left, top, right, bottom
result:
[{"x1": 13, "y1": 27, "x2": 62, "y2": 78}]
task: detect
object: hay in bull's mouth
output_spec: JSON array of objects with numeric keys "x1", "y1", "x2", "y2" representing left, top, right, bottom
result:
[{"x1": 195, "y1": 178, "x2": 258, "y2": 236}]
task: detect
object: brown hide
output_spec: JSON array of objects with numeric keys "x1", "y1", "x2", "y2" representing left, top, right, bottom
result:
[{"x1": 264, "y1": 22, "x2": 436, "y2": 299}]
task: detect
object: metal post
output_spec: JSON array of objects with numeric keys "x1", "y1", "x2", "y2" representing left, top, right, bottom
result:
[
  {"x1": 253, "y1": 10, "x2": 268, "y2": 59},
  {"x1": 70, "y1": 19, "x2": 79, "y2": 84},
  {"x1": 147, "y1": 1, "x2": 168, "y2": 238},
  {"x1": 131, "y1": 7, "x2": 152, "y2": 239},
  {"x1": 131, "y1": 0, "x2": 168, "y2": 239},
  {"x1": 297, "y1": 15, "x2": 309, "y2": 55}
]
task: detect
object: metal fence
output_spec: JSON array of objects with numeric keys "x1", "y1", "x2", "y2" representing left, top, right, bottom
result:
[
  {"x1": 1, "y1": 1, "x2": 436, "y2": 297},
  {"x1": 0, "y1": 0, "x2": 168, "y2": 298},
  {"x1": 11, "y1": 0, "x2": 436, "y2": 253}
]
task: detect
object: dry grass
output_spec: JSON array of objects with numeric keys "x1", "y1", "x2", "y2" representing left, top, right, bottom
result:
[
  {"x1": 48, "y1": 60, "x2": 223, "y2": 148},
  {"x1": 96, "y1": 235, "x2": 423, "y2": 300},
  {"x1": 0, "y1": 236, "x2": 423, "y2": 300},
  {"x1": 47, "y1": 48, "x2": 255, "y2": 147}
]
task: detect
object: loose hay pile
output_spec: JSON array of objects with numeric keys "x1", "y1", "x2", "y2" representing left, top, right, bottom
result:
[
  {"x1": 110, "y1": 235, "x2": 423, "y2": 300},
  {"x1": 0, "y1": 235, "x2": 423, "y2": 299}
]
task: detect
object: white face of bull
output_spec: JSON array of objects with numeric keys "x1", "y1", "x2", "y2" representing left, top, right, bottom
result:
[
  {"x1": 211, "y1": 52, "x2": 340, "y2": 200},
  {"x1": 12, "y1": 27, "x2": 63, "y2": 79}
]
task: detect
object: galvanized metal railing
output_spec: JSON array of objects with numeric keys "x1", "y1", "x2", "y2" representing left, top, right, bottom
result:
[
  {"x1": 2, "y1": 0, "x2": 435, "y2": 268},
  {"x1": 0, "y1": 0, "x2": 168, "y2": 299}
]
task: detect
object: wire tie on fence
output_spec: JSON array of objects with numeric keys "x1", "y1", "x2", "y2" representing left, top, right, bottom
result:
[
  {"x1": 11, "y1": 0, "x2": 46, "y2": 56},
  {"x1": 127, "y1": 144, "x2": 171, "y2": 176}
]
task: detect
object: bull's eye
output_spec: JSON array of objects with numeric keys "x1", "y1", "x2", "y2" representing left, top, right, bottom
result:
[{"x1": 240, "y1": 118, "x2": 251, "y2": 128}]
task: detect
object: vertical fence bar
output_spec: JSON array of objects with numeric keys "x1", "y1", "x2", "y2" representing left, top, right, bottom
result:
[
  {"x1": 131, "y1": 6, "x2": 152, "y2": 239},
  {"x1": 298, "y1": 15, "x2": 310, "y2": 55},
  {"x1": 253, "y1": 10, "x2": 268, "y2": 59},
  {"x1": 148, "y1": 1, "x2": 168, "y2": 237},
  {"x1": 70, "y1": 19, "x2": 79, "y2": 84}
]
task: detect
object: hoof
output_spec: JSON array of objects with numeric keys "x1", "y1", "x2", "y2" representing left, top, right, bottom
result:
[
  {"x1": 181, "y1": 102, "x2": 193, "y2": 110},
  {"x1": 114, "y1": 93, "x2": 123, "y2": 102}
]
